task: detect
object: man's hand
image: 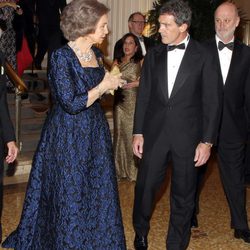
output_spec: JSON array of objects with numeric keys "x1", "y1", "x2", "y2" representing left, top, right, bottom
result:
[
  {"x1": 132, "y1": 135, "x2": 144, "y2": 159},
  {"x1": 5, "y1": 141, "x2": 18, "y2": 164},
  {"x1": 194, "y1": 142, "x2": 211, "y2": 167}
]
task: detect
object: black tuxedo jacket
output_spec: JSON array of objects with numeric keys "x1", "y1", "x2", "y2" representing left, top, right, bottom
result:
[
  {"x1": 113, "y1": 35, "x2": 154, "y2": 60},
  {"x1": 0, "y1": 51, "x2": 15, "y2": 153},
  {"x1": 205, "y1": 39, "x2": 250, "y2": 143},
  {"x1": 35, "y1": 0, "x2": 66, "y2": 25},
  {"x1": 133, "y1": 39, "x2": 222, "y2": 156}
]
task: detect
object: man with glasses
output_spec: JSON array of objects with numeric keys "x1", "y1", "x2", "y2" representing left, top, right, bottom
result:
[{"x1": 113, "y1": 12, "x2": 154, "y2": 60}]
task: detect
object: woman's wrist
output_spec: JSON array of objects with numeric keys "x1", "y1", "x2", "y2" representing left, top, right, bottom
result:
[{"x1": 95, "y1": 84, "x2": 104, "y2": 99}]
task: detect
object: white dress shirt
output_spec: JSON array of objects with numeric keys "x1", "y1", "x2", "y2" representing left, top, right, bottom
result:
[
  {"x1": 216, "y1": 35, "x2": 234, "y2": 84},
  {"x1": 167, "y1": 35, "x2": 190, "y2": 97}
]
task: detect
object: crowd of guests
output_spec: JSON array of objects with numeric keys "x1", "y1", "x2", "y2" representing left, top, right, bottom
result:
[
  {"x1": 0, "y1": 0, "x2": 70, "y2": 84},
  {"x1": 0, "y1": 0, "x2": 250, "y2": 249}
]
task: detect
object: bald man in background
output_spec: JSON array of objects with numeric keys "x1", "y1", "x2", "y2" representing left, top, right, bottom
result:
[{"x1": 194, "y1": 1, "x2": 250, "y2": 243}]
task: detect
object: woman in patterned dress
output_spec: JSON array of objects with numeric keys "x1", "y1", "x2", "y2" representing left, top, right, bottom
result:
[{"x1": 2, "y1": 0, "x2": 126, "y2": 249}]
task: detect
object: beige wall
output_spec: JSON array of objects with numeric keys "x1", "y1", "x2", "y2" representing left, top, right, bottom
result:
[{"x1": 98, "y1": 0, "x2": 250, "y2": 57}]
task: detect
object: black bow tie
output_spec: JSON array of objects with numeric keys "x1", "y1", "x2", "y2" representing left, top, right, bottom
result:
[
  {"x1": 167, "y1": 43, "x2": 185, "y2": 51},
  {"x1": 138, "y1": 36, "x2": 144, "y2": 42},
  {"x1": 218, "y1": 41, "x2": 234, "y2": 51}
]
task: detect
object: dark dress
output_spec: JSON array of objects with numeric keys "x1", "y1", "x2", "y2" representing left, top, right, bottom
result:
[{"x1": 2, "y1": 45, "x2": 126, "y2": 249}]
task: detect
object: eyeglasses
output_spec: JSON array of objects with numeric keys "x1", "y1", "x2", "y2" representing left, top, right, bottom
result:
[{"x1": 131, "y1": 21, "x2": 146, "y2": 25}]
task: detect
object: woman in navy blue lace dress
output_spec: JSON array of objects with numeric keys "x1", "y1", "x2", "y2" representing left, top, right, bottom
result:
[{"x1": 2, "y1": 0, "x2": 126, "y2": 249}]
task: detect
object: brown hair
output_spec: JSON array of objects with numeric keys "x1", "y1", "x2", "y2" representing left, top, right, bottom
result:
[{"x1": 60, "y1": 0, "x2": 110, "y2": 41}]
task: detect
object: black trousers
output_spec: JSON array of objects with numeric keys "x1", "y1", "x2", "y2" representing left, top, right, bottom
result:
[
  {"x1": 217, "y1": 142, "x2": 248, "y2": 230},
  {"x1": 193, "y1": 164, "x2": 207, "y2": 217},
  {"x1": 245, "y1": 134, "x2": 250, "y2": 183},
  {"x1": 35, "y1": 16, "x2": 60, "y2": 66},
  {"x1": 133, "y1": 136, "x2": 197, "y2": 250},
  {"x1": 0, "y1": 139, "x2": 5, "y2": 221}
]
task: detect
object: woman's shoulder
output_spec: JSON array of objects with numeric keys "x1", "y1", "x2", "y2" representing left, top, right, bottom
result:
[
  {"x1": 52, "y1": 44, "x2": 72, "y2": 57},
  {"x1": 50, "y1": 45, "x2": 76, "y2": 65},
  {"x1": 49, "y1": 45, "x2": 78, "y2": 72}
]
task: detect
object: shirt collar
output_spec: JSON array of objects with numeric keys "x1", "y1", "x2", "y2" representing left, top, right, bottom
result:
[{"x1": 169, "y1": 34, "x2": 190, "y2": 47}]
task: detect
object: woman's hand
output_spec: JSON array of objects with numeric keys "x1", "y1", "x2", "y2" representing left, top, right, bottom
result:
[
  {"x1": 99, "y1": 72, "x2": 124, "y2": 93},
  {"x1": 86, "y1": 72, "x2": 124, "y2": 107},
  {"x1": 122, "y1": 80, "x2": 139, "y2": 89}
]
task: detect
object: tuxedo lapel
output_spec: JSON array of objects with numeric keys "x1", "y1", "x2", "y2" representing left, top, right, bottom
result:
[
  {"x1": 170, "y1": 39, "x2": 200, "y2": 99},
  {"x1": 224, "y1": 40, "x2": 242, "y2": 86},
  {"x1": 210, "y1": 40, "x2": 224, "y2": 87},
  {"x1": 156, "y1": 45, "x2": 169, "y2": 101}
]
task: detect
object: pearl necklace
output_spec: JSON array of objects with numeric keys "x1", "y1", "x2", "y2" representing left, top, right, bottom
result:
[{"x1": 68, "y1": 41, "x2": 93, "y2": 62}]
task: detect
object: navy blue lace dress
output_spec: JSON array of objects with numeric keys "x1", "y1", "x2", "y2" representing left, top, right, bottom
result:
[{"x1": 2, "y1": 45, "x2": 126, "y2": 250}]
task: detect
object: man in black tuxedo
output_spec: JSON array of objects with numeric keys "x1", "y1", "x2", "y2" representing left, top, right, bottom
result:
[
  {"x1": 0, "y1": 50, "x2": 18, "y2": 242},
  {"x1": 34, "y1": 0, "x2": 66, "y2": 69},
  {"x1": 113, "y1": 12, "x2": 154, "y2": 60},
  {"x1": 245, "y1": 127, "x2": 250, "y2": 185},
  {"x1": 132, "y1": 0, "x2": 221, "y2": 249},
  {"x1": 193, "y1": 1, "x2": 250, "y2": 243}
]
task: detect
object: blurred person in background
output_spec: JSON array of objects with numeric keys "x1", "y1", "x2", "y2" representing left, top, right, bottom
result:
[
  {"x1": 0, "y1": 0, "x2": 22, "y2": 89},
  {"x1": 34, "y1": 0, "x2": 66, "y2": 69},
  {"x1": 0, "y1": 27, "x2": 18, "y2": 241},
  {"x1": 113, "y1": 12, "x2": 154, "y2": 60},
  {"x1": 113, "y1": 32, "x2": 143, "y2": 182}
]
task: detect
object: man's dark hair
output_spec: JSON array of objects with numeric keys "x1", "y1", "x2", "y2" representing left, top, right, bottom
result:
[
  {"x1": 116, "y1": 33, "x2": 143, "y2": 63},
  {"x1": 159, "y1": 0, "x2": 192, "y2": 27}
]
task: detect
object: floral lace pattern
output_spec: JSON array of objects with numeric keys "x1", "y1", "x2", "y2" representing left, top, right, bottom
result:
[{"x1": 2, "y1": 46, "x2": 126, "y2": 249}]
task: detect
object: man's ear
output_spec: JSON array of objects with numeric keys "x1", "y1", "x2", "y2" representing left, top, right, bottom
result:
[
  {"x1": 128, "y1": 21, "x2": 132, "y2": 30},
  {"x1": 179, "y1": 23, "x2": 188, "y2": 33},
  {"x1": 235, "y1": 16, "x2": 240, "y2": 28}
]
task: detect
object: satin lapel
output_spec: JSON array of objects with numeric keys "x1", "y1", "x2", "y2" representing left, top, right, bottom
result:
[
  {"x1": 210, "y1": 40, "x2": 224, "y2": 87},
  {"x1": 224, "y1": 40, "x2": 242, "y2": 87},
  {"x1": 170, "y1": 39, "x2": 199, "y2": 99},
  {"x1": 156, "y1": 45, "x2": 169, "y2": 101}
]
